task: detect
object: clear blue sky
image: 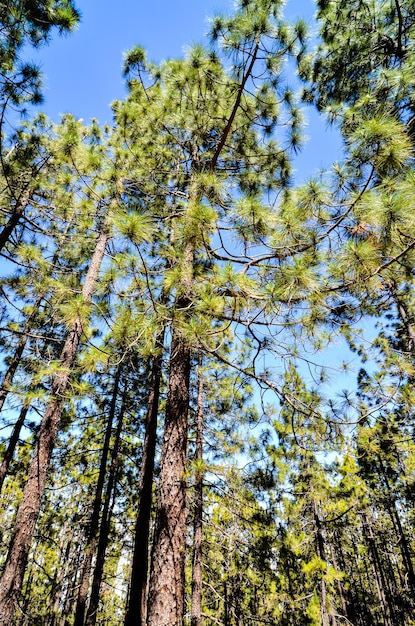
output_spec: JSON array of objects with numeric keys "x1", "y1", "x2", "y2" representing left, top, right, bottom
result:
[{"x1": 28, "y1": 0, "x2": 341, "y2": 180}]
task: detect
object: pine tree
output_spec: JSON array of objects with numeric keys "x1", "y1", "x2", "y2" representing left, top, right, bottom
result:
[
  {"x1": 0, "y1": 118, "x2": 121, "y2": 623},
  {"x1": 111, "y1": 3, "x2": 307, "y2": 620}
]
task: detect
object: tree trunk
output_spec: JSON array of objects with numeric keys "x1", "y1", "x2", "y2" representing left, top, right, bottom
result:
[
  {"x1": 124, "y1": 325, "x2": 165, "y2": 626},
  {"x1": 61, "y1": 530, "x2": 84, "y2": 626},
  {"x1": 191, "y1": 355, "x2": 204, "y2": 626},
  {"x1": 0, "y1": 229, "x2": 108, "y2": 625},
  {"x1": 0, "y1": 243, "x2": 73, "y2": 492},
  {"x1": 0, "y1": 400, "x2": 30, "y2": 493},
  {"x1": 392, "y1": 286, "x2": 415, "y2": 353},
  {"x1": 146, "y1": 230, "x2": 194, "y2": 626},
  {"x1": 49, "y1": 518, "x2": 77, "y2": 626},
  {"x1": 146, "y1": 326, "x2": 191, "y2": 626},
  {"x1": 85, "y1": 383, "x2": 127, "y2": 626},
  {"x1": 312, "y1": 500, "x2": 331, "y2": 626},
  {"x1": 0, "y1": 295, "x2": 42, "y2": 414},
  {"x1": 379, "y1": 457, "x2": 415, "y2": 596},
  {"x1": 74, "y1": 365, "x2": 122, "y2": 626},
  {"x1": 0, "y1": 187, "x2": 30, "y2": 252},
  {"x1": 362, "y1": 511, "x2": 394, "y2": 626}
]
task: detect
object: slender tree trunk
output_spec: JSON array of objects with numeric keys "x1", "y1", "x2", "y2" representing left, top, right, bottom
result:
[
  {"x1": 332, "y1": 529, "x2": 357, "y2": 624},
  {"x1": 0, "y1": 400, "x2": 30, "y2": 493},
  {"x1": 0, "y1": 229, "x2": 108, "y2": 625},
  {"x1": 0, "y1": 298, "x2": 41, "y2": 413},
  {"x1": 49, "y1": 521, "x2": 76, "y2": 626},
  {"x1": 379, "y1": 457, "x2": 415, "y2": 596},
  {"x1": 391, "y1": 285, "x2": 415, "y2": 353},
  {"x1": 312, "y1": 500, "x2": 331, "y2": 626},
  {"x1": 224, "y1": 580, "x2": 230, "y2": 626},
  {"x1": 362, "y1": 511, "x2": 394, "y2": 626},
  {"x1": 191, "y1": 355, "x2": 204, "y2": 626},
  {"x1": 124, "y1": 325, "x2": 166, "y2": 626},
  {"x1": 61, "y1": 530, "x2": 84, "y2": 626},
  {"x1": 146, "y1": 327, "x2": 191, "y2": 626},
  {"x1": 74, "y1": 365, "x2": 122, "y2": 626},
  {"x1": 0, "y1": 292, "x2": 46, "y2": 493},
  {"x1": 85, "y1": 384, "x2": 127, "y2": 626},
  {"x1": 0, "y1": 238, "x2": 77, "y2": 493},
  {"x1": 0, "y1": 188, "x2": 30, "y2": 252},
  {"x1": 328, "y1": 537, "x2": 347, "y2": 619}
]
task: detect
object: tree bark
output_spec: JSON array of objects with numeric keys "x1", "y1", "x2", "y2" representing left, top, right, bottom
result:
[
  {"x1": 49, "y1": 515, "x2": 78, "y2": 626},
  {"x1": 0, "y1": 242, "x2": 73, "y2": 492},
  {"x1": 362, "y1": 511, "x2": 394, "y2": 626},
  {"x1": 0, "y1": 400, "x2": 30, "y2": 493},
  {"x1": 146, "y1": 327, "x2": 191, "y2": 626},
  {"x1": 85, "y1": 382, "x2": 127, "y2": 626},
  {"x1": 312, "y1": 499, "x2": 331, "y2": 626},
  {"x1": 146, "y1": 230, "x2": 194, "y2": 626},
  {"x1": 0, "y1": 187, "x2": 30, "y2": 253},
  {"x1": 124, "y1": 325, "x2": 165, "y2": 626},
  {"x1": 0, "y1": 229, "x2": 108, "y2": 625},
  {"x1": 0, "y1": 294, "x2": 42, "y2": 414},
  {"x1": 74, "y1": 365, "x2": 122, "y2": 626},
  {"x1": 191, "y1": 355, "x2": 204, "y2": 626}
]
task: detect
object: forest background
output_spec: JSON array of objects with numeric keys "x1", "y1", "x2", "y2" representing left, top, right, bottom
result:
[{"x1": 0, "y1": 1, "x2": 414, "y2": 626}]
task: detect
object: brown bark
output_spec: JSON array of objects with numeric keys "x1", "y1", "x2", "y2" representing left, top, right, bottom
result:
[
  {"x1": 74, "y1": 366, "x2": 122, "y2": 626},
  {"x1": 146, "y1": 327, "x2": 191, "y2": 626},
  {"x1": 124, "y1": 327, "x2": 165, "y2": 626},
  {"x1": 85, "y1": 383, "x2": 127, "y2": 626},
  {"x1": 0, "y1": 229, "x2": 108, "y2": 625},
  {"x1": 190, "y1": 356, "x2": 204, "y2": 626},
  {"x1": 145, "y1": 231, "x2": 194, "y2": 626}
]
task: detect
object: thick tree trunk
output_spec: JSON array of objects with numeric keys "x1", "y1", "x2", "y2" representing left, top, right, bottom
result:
[
  {"x1": 146, "y1": 232, "x2": 194, "y2": 626},
  {"x1": 0, "y1": 230, "x2": 108, "y2": 625},
  {"x1": 190, "y1": 356, "x2": 204, "y2": 626},
  {"x1": 74, "y1": 365, "x2": 122, "y2": 626},
  {"x1": 392, "y1": 286, "x2": 415, "y2": 353},
  {"x1": 146, "y1": 326, "x2": 191, "y2": 626},
  {"x1": 124, "y1": 326, "x2": 165, "y2": 626},
  {"x1": 85, "y1": 385, "x2": 127, "y2": 626}
]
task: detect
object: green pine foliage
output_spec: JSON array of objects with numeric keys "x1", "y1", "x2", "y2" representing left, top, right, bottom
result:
[{"x1": 1, "y1": 0, "x2": 415, "y2": 624}]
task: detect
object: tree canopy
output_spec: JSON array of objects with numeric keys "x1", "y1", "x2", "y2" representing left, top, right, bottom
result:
[{"x1": 0, "y1": 1, "x2": 414, "y2": 625}]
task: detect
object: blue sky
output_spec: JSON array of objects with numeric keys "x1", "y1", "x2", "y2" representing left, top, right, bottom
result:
[{"x1": 27, "y1": 0, "x2": 342, "y2": 181}]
